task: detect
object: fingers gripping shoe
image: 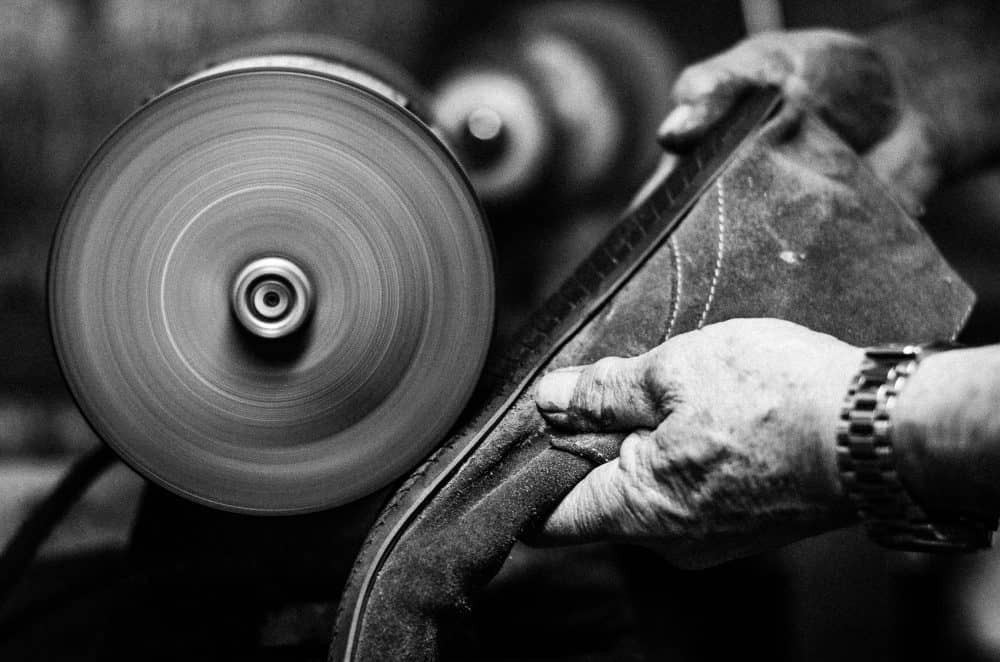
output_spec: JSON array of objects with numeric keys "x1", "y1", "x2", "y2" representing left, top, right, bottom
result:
[{"x1": 330, "y1": 89, "x2": 974, "y2": 661}]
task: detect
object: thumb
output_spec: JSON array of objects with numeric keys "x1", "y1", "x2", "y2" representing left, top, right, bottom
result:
[
  {"x1": 657, "y1": 71, "x2": 751, "y2": 149},
  {"x1": 535, "y1": 356, "x2": 663, "y2": 432},
  {"x1": 658, "y1": 36, "x2": 791, "y2": 148}
]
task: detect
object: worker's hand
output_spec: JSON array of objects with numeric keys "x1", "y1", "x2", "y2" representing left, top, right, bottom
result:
[
  {"x1": 658, "y1": 30, "x2": 940, "y2": 214},
  {"x1": 534, "y1": 319, "x2": 862, "y2": 568}
]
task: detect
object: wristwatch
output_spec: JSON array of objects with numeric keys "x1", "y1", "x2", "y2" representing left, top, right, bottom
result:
[{"x1": 836, "y1": 344, "x2": 996, "y2": 552}]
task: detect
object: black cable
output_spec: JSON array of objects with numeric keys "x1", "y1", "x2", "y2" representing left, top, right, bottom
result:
[{"x1": 0, "y1": 444, "x2": 116, "y2": 609}]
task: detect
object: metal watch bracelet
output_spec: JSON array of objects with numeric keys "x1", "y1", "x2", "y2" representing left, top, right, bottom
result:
[{"x1": 836, "y1": 344, "x2": 996, "y2": 552}]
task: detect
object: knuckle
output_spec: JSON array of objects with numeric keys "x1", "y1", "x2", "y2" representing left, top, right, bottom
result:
[
  {"x1": 807, "y1": 28, "x2": 867, "y2": 49},
  {"x1": 572, "y1": 358, "x2": 619, "y2": 421},
  {"x1": 643, "y1": 357, "x2": 673, "y2": 393},
  {"x1": 643, "y1": 350, "x2": 683, "y2": 412},
  {"x1": 591, "y1": 356, "x2": 623, "y2": 384},
  {"x1": 673, "y1": 64, "x2": 720, "y2": 100}
]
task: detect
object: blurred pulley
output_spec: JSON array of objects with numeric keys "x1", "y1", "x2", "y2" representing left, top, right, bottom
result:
[
  {"x1": 433, "y1": 1, "x2": 683, "y2": 207},
  {"x1": 48, "y1": 54, "x2": 495, "y2": 514}
]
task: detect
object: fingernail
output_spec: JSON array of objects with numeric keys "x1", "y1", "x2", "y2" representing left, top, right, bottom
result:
[
  {"x1": 658, "y1": 105, "x2": 695, "y2": 140},
  {"x1": 536, "y1": 368, "x2": 580, "y2": 412}
]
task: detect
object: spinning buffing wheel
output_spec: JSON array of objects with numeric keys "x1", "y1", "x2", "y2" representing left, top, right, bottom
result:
[{"x1": 48, "y1": 56, "x2": 495, "y2": 514}]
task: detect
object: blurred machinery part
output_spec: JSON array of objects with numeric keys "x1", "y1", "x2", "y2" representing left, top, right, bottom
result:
[
  {"x1": 433, "y1": 2, "x2": 683, "y2": 208},
  {"x1": 48, "y1": 48, "x2": 494, "y2": 514},
  {"x1": 435, "y1": 65, "x2": 556, "y2": 204},
  {"x1": 0, "y1": 2, "x2": 443, "y2": 472}
]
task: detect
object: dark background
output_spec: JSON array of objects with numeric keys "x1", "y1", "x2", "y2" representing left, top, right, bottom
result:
[{"x1": 2, "y1": 1, "x2": 1000, "y2": 660}]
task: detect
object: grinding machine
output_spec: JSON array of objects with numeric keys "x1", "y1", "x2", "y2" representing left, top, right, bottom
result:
[{"x1": 3, "y1": 4, "x2": 978, "y2": 661}]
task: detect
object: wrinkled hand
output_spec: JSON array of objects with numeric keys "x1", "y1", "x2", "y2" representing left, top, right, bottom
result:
[
  {"x1": 534, "y1": 319, "x2": 862, "y2": 568},
  {"x1": 658, "y1": 29, "x2": 941, "y2": 213}
]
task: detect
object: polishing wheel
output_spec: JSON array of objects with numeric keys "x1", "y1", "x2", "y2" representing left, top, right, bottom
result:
[{"x1": 48, "y1": 57, "x2": 495, "y2": 514}]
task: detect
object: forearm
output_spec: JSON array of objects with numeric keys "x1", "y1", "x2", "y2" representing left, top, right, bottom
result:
[
  {"x1": 870, "y1": 1, "x2": 1000, "y2": 179},
  {"x1": 894, "y1": 345, "x2": 1000, "y2": 518}
]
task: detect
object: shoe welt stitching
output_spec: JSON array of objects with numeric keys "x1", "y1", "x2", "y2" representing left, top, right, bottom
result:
[
  {"x1": 697, "y1": 177, "x2": 726, "y2": 329},
  {"x1": 664, "y1": 234, "x2": 683, "y2": 340}
]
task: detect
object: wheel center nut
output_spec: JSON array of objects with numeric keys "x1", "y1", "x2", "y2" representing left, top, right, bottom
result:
[
  {"x1": 251, "y1": 278, "x2": 293, "y2": 320},
  {"x1": 232, "y1": 257, "x2": 313, "y2": 339}
]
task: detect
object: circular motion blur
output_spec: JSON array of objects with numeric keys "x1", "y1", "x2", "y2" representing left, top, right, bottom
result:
[{"x1": 48, "y1": 57, "x2": 495, "y2": 514}]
